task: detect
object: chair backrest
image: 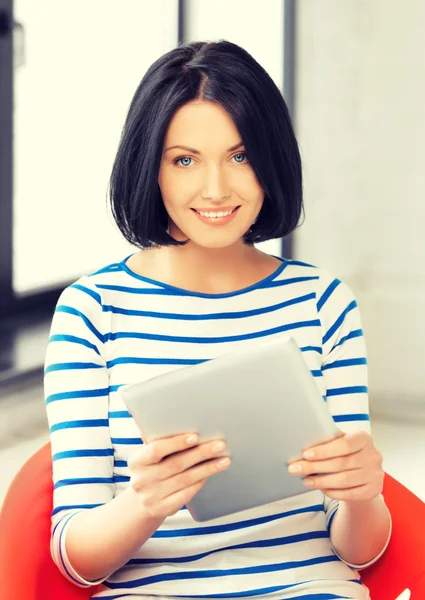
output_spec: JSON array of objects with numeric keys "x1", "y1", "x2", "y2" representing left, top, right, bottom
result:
[
  {"x1": 1, "y1": 443, "x2": 425, "y2": 599},
  {"x1": 0, "y1": 442, "x2": 99, "y2": 600}
]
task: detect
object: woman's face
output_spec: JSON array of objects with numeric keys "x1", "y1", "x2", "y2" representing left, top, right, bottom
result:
[{"x1": 158, "y1": 100, "x2": 264, "y2": 249}]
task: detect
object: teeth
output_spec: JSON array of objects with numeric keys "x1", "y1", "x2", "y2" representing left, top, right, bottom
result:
[{"x1": 198, "y1": 210, "x2": 233, "y2": 218}]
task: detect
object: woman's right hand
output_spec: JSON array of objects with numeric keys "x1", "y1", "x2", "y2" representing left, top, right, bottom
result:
[{"x1": 128, "y1": 433, "x2": 231, "y2": 520}]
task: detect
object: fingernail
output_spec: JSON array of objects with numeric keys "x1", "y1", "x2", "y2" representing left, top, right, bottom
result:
[
  {"x1": 212, "y1": 441, "x2": 225, "y2": 453},
  {"x1": 304, "y1": 478, "x2": 314, "y2": 487},
  {"x1": 217, "y1": 457, "x2": 231, "y2": 470},
  {"x1": 303, "y1": 450, "x2": 315, "y2": 459},
  {"x1": 186, "y1": 434, "x2": 198, "y2": 444},
  {"x1": 288, "y1": 464, "x2": 302, "y2": 474}
]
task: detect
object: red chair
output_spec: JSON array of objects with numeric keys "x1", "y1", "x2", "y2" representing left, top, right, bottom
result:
[
  {"x1": 0, "y1": 442, "x2": 101, "y2": 600},
  {"x1": 0, "y1": 442, "x2": 424, "y2": 600}
]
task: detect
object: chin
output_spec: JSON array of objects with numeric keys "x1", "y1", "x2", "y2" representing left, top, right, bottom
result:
[{"x1": 181, "y1": 225, "x2": 249, "y2": 249}]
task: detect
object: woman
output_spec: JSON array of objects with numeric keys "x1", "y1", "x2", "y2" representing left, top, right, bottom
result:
[{"x1": 44, "y1": 40, "x2": 391, "y2": 599}]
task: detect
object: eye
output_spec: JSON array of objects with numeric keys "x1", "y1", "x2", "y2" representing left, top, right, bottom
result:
[
  {"x1": 233, "y1": 152, "x2": 248, "y2": 163},
  {"x1": 174, "y1": 156, "x2": 193, "y2": 167}
]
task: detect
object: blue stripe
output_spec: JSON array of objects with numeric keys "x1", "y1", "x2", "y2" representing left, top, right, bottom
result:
[
  {"x1": 114, "y1": 475, "x2": 130, "y2": 483},
  {"x1": 50, "y1": 419, "x2": 109, "y2": 433},
  {"x1": 300, "y1": 345, "x2": 322, "y2": 355},
  {"x1": 59, "y1": 513, "x2": 89, "y2": 587},
  {"x1": 311, "y1": 370, "x2": 322, "y2": 377},
  {"x1": 102, "y1": 293, "x2": 316, "y2": 321},
  {"x1": 95, "y1": 276, "x2": 318, "y2": 297},
  {"x1": 44, "y1": 361, "x2": 103, "y2": 374},
  {"x1": 55, "y1": 305, "x2": 105, "y2": 343},
  {"x1": 332, "y1": 329, "x2": 363, "y2": 350},
  {"x1": 119, "y1": 259, "x2": 287, "y2": 298},
  {"x1": 278, "y1": 595, "x2": 347, "y2": 599},
  {"x1": 260, "y1": 276, "x2": 320, "y2": 290},
  {"x1": 322, "y1": 301, "x2": 357, "y2": 345},
  {"x1": 104, "y1": 555, "x2": 339, "y2": 589},
  {"x1": 45, "y1": 387, "x2": 109, "y2": 405},
  {"x1": 97, "y1": 583, "x2": 335, "y2": 600},
  {"x1": 97, "y1": 579, "x2": 356, "y2": 600},
  {"x1": 105, "y1": 320, "x2": 321, "y2": 346},
  {"x1": 52, "y1": 503, "x2": 102, "y2": 516},
  {"x1": 96, "y1": 284, "x2": 194, "y2": 297},
  {"x1": 128, "y1": 531, "x2": 329, "y2": 565},
  {"x1": 322, "y1": 358, "x2": 367, "y2": 370},
  {"x1": 90, "y1": 262, "x2": 121, "y2": 275},
  {"x1": 109, "y1": 410, "x2": 131, "y2": 418},
  {"x1": 52, "y1": 508, "x2": 86, "y2": 538},
  {"x1": 53, "y1": 448, "x2": 113, "y2": 461},
  {"x1": 327, "y1": 507, "x2": 339, "y2": 531},
  {"x1": 98, "y1": 582, "x2": 361, "y2": 600},
  {"x1": 111, "y1": 437, "x2": 142, "y2": 445},
  {"x1": 286, "y1": 259, "x2": 315, "y2": 268},
  {"x1": 326, "y1": 386, "x2": 368, "y2": 397},
  {"x1": 54, "y1": 477, "x2": 113, "y2": 490},
  {"x1": 70, "y1": 283, "x2": 102, "y2": 305},
  {"x1": 152, "y1": 504, "x2": 324, "y2": 538},
  {"x1": 52, "y1": 512, "x2": 70, "y2": 537},
  {"x1": 114, "y1": 459, "x2": 128, "y2": 467},
  {"x1": 333, "y1": 413, "x2": 370, "y2": 422},
  {"x1": 109, "y1": 384, "x2": 124, "y2": 392},
  {"x1": 108, "y1": 357, "x2": 204, "y2": 368},
  {"x1": 48, "y1": 334, "x2": 100, "y2": 355},
  {"x1": 317, "y1": 279, "x2": 340, "y2": 312}
]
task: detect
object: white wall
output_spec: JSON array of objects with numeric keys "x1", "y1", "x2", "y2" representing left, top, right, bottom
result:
[
  {"x1": 294, "y1": 0, "x2": 425, "y2": 415},
  {"x1": 13, "y1": 0, "x2": 178, "y2": 294},
  {"x1": 185, "y1": 0, "x2": 285, "y2": 258}
]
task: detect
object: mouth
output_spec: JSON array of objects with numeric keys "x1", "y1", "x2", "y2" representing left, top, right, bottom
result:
[
  {"x1": 191, "y1": 206, "x2": 240, "y2": 216},
  {"x1": 190, "y1": 206, "x2": 240, "y2": 223}
]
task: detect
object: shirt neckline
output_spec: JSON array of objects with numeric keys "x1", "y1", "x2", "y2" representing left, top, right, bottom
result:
[{"x1": 118, "y1": 252, "x2": 288, "y2": 299}]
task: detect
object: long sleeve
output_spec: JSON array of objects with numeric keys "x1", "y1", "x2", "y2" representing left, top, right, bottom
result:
[
  {"x1": 318, "y1": 276, "x2": 370, "y2": 435},
  {"x1": 44, "y1": 277, "x2": 114, "y2": 587},
  {"x1": 316, "y1": 274, "x2": 391, "y2": 569}
]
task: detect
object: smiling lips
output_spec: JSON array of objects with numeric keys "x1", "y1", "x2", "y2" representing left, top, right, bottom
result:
[{"x1": 191, "y1": 206, "x2": 240, "y2": 226}]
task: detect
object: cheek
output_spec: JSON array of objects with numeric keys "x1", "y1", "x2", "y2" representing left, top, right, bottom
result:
[
  {"x1": 233, "y1": 170, "x2": 263, "y2": 199},
  {"x1": 159, "y1": 170, "x2": 195, "y2": 206}
]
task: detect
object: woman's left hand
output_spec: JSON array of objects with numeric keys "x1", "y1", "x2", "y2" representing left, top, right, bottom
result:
[{"x1": 287, "y1": 431, "x2": 384, "y2": 502}]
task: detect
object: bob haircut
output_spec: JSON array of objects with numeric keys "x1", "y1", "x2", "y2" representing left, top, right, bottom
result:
[{"x1": 109, "y1": 40, "x2": 303, "y2": 248}]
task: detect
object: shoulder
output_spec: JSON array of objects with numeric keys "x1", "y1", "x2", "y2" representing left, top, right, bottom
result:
[
  {"x1": 55, "y1": 256, "x2": 130, "y2": 314},
  {"x1": 282, "y1": 259, "x2": 357, "y2": 309}
]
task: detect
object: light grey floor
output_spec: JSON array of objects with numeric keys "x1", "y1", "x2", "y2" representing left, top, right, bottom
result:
[{"x1": 1, "y1": 381, "x2": 424, "y2": 507}]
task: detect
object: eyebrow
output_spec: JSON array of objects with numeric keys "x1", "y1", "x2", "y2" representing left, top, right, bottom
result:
[{"x1": 164, "y1": 142, "x2": 245, "y2": 154}]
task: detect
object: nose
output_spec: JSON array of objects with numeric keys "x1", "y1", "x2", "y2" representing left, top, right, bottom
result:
[{"x1": 201, "y1": 165, "x2": 231, "y2": 202}]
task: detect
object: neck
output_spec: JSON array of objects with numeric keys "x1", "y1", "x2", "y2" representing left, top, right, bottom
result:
[{"x1": 168, "y1": 241, "x2": 260, "y2": 274}]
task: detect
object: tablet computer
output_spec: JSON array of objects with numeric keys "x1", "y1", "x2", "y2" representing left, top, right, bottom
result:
[{"x1": 119, "y1": 335, "x2": 341, "y2": 522}]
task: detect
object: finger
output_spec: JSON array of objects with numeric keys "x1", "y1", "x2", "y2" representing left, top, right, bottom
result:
[
  {"x1": 302, "y1": 468, "x2": 366, "y2": 491},
  {"x1": 321, "y1": 484, "x2": 378, "y2": 502},
  {"x1": 158, "y1": 439, "x2": 227, "y2": 481},
  {"x1": 162, "y1": 479, "x2": 207, "y2": 515},
  {"x1": 288, "y1": 453, "x2": 363, "y2": 476},
  {"x1": 302, "y1": 431, "x2": 372, "y2": 461},
  {"x1": 128, "y1": 433, "x2": 200, "y2": 470},
  {"x1": 158, "y1": 455, "x2": 231, "y2": 498}
]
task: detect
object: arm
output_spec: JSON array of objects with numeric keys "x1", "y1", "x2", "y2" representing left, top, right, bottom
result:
[
  {"x1": 45, "y1": 278, "x2": 162, "y2": 586},
  {"x1": 320, "y1": 277, "x2": 391, "y2": 567},
  {"x1": 45, "y1": 277, "x2": 229, "y2": 584},
  {"x1": 64, "y1": 486, "x2": 163, "y2": 582},
  {"x1": 289, "y1": 275, "x2": 391, "y2": 568},
  {"x1": 330, "y1": 495, "x2": 392, "y2": 568}
]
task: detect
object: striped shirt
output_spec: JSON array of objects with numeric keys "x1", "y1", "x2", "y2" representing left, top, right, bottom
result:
[{"x1": 44, "y1": 253, "x2": 387, "y2": 599}]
